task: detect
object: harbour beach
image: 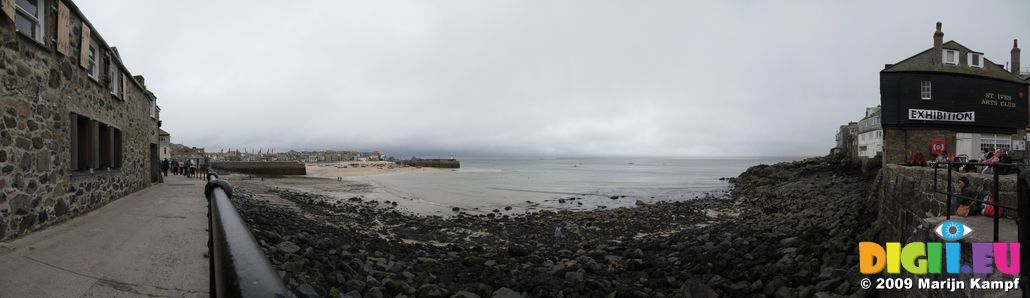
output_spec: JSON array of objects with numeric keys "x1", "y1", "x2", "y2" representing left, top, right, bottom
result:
[
  {"x1": 244, "y1": 157, "x2": 800, "y2": 216},
  {"x1": 227, "y1": 154, "x2": 877, "y2": 297}
]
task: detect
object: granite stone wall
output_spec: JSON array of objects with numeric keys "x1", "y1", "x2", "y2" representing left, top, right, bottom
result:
[
  {"x1": 0, "y1": 3, "x2": 160, "y2": 241},
  {"x1": 883, "y1": 127, "x2": 1026, "y2": 166},
  {"x1": 882, "y1": 128, "x2": 956, "y2": 165}
]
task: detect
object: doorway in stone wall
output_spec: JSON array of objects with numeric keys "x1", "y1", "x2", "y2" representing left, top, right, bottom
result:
[{"x1": 150, "y1": 143, "x2": 160, "y2": 183}]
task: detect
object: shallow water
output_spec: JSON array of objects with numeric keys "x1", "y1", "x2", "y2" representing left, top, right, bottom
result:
[{"x1": 336, "y1": 157, "x2": 802, "y2": 215}]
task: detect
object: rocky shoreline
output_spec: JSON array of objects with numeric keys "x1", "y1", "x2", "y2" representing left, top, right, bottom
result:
[{"x1": 229, "y1": 154, "x2": 877, "y2": 297}]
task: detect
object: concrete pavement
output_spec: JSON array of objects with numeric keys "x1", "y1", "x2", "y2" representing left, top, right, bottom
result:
[{"x1": 0, "y1": 175, "x2": 209, "y2": 297}]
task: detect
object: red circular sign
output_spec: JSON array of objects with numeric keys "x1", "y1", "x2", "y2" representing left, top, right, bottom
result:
[{"x1": 930, "y1": 139, "x2": 946, "y2": 155}]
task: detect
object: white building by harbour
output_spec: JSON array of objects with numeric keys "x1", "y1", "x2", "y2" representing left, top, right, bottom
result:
[
  {"x1": 856, "y1": 106, "x2": 883, "y2": 158},
  {"x1": 159, "y1": 129, "x2": 171, "y2": 161}
]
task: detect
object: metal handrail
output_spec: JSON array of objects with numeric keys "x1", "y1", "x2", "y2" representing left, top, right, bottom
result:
[
  {"x1": 933, "y1": 161, "x2": 1023, "y2": 242},
  {"x1": 205, "y1": 170, "x2": 289, "y2": 297},
  {"x1": 1016, "y1": 171, "x2": 1030, "y2": 295}
]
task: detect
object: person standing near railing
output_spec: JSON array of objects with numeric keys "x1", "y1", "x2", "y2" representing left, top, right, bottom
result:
[
  {"x1": 950, "y1": 177, "x2": 980, "y2": 215},
  {"x1": 982, "y1": 149, "x2": 1004, "y2": 175},
  {"x1": 934, "y1": 150, "x2": 950, "y2": 169}
]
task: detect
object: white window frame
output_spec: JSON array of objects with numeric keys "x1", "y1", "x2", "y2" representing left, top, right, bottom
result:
[
  {"x1": 110, "y1": 67, "x2": 122, "y2": 97},
  {"x1": 920, "y1": 81, "x2": 932, "y2": 100},
  {"x1": 87, "y1": 38, "x2": 100, "y2": 80},
  {"x1": 943, "y1": 49, "x2": 959, "y2": 65},
  {"x1": 968, "y1": 52, "x2": 983, "y2": 68},
  {"x1": 14, "y1": 0, "x2": 45, "y2": 43}
]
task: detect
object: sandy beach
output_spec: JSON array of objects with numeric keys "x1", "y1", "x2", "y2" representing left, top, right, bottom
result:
[{"x1": 304, "y1": 161, "x2": 449, "y2": 178}]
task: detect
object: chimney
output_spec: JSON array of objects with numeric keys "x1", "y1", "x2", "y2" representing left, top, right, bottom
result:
[
  {"x1": 1012, "y1": 39, "x2": 1020, "y2": 75},
  {"x1": 933, "y1": 22, "x2": 944, "y2": 63}
]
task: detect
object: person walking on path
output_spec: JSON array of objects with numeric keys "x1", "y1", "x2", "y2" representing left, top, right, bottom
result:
[{"x1": 162, "y1": 158, "x2": 170, "y2": 177}]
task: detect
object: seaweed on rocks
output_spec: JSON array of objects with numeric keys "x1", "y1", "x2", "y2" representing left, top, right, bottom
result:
[{"x1": 230, "y1": 154, "x2": 876, "y2": 297}]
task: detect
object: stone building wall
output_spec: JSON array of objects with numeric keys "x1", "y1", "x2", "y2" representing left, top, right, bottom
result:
[
  {"x1": 0, "y1": 1, "x2": 160, "y2": 241},
  {"x1": 882, "y1": 128, "x2": 956, "y2": 165},
  {"x1": 883, "y1": 127, "x2": 1026, "y2": 165}
]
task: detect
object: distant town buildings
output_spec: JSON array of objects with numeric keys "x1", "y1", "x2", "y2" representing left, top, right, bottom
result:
[
  {"x1": 834, "y1": 107, "x2": 883, "y2": 159},
  {"x1": 856, "y1": 106, "x2": 883, "y2": 158},
  {"x1": 207, "y1": 150, "x2": 387, "y2": 163},
  {"x1": 834, "y1": 122, "x2": 858, "y2": 157},
  {"x1": 877, "y1": 23, "x2": 1027, "y2": 164},
  {"x1": 0, "y1": 0, "x2": 162, "y2": 240},
  {"x1": 169, "y1": 144, "x2": 206, "y2": 165},
  {"x1": 159, "y1": 129, "x2": 171, "y2": 161}
]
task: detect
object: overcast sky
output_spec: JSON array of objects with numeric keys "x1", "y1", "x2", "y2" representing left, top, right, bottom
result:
[{"x1": 77, "y1": 1, "x2": 1030, "y2": 158}]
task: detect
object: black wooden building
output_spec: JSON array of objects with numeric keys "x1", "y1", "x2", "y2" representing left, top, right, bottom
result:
[{"x1": 879, "y1": 23, "x2": 1028, "y2": 165}]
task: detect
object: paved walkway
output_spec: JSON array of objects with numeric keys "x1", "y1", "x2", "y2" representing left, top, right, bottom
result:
[{"x1": 0, "y1": 175, "x2": 209, "y2": 297}]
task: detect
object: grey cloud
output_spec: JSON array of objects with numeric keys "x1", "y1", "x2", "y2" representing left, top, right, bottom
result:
[{"x1": 77, "y1": 0, "x2": 1030, "y2": 157}]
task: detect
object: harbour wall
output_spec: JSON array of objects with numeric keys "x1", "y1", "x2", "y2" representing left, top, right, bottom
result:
[
  {"x1": 874, "y1": 164, "x2": 1017, "y2": 242},
  {"x1": 870, "y1": 165, "x2": 1021, "y2": 297},
  {"x1": 397, "y1": 159, "x2": 460, "y2": 168},
  {"x1": 211, "y1": 161, "x2": 307, "y2": 175}
]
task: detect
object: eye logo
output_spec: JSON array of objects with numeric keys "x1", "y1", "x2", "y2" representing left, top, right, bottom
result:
[{"x1": 935, "y1": 221, "x2": 973, "y2": 241}]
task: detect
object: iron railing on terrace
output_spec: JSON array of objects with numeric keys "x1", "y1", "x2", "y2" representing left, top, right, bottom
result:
[
  {"x1": 933, "y1": 162, "x2": 1030, "y2": 295},
  {"x1": 205, "y1": 170, "x2": 289, "y2": 297},
  {"x1": 932, "y1": 162, "x2": 1021, "y2": 242}
]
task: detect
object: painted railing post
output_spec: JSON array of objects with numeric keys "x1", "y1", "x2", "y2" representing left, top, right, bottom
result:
[{"x1": 1017, "y1": 168, "x2": 1029, "y2": 296}]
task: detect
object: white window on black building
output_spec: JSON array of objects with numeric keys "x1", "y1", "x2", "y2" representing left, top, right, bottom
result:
[
  {"x1": 968, "y1": 52, "x2": 983, "y2": 68},
  {"x1": 981, "y1": 135, "x2": 1012, "y2": 152},
  {"x1": 920, "y1": 81, "x2": 931, "y2": 100},
  {"x1": 15, "y1": 0, "x2": 45, "y2": 42},
  {"x1": 943, "y1": 49, "x2": 959, "y2": 65}
]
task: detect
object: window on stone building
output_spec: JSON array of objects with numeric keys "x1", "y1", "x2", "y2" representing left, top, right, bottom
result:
[
  {"x1": 98, "y1": 124, "x2": 112, "y2": 168},
  {"x1": 113, "y1": 128, "x2": 123, "y2": 168},
  {"x1": 14, "y1": 0, "x2": 45, "y2": 43},
  {"x1": 920, "y1": 81, "x2": 931, "y2": 100},
  {"x1": 110, "y1": 67, "x2": 122, "y2": 98},
  {"x1": 87, "y1": 38, "x2": 100, "y2": 80},
  {"x1": 71, "y1": 113, "x2": 95, "y2": 172},
  {"x1": 149, "y1": 100, "x2": 156, "y2": 119},
  {"x1": 70, "y1": 114, "x2": 122, "y2": 172}
]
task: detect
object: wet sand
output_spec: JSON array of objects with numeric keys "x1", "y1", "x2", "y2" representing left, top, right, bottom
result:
[
  {"x1": 305, "y1": 161, "x2": 448, "y2": 178},
  {"x1": 230, "y1": 170, "x2": 729, "y2": 218}
]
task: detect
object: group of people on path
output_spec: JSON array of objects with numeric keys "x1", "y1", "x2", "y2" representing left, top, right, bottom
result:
[
  {"x1": 162, "y1": 158, "x2": 202, "y2": 178},
  {"x1": 913, "y1": 147, "x2": 1016, "y2": 175},
  {"x1": 944, "y1": 147, "x2": 1018, "y2": 217}
]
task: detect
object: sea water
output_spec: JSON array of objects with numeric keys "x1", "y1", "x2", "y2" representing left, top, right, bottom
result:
[{"x1": 346, "y1": 157, "x2": 802, "y2": 215}]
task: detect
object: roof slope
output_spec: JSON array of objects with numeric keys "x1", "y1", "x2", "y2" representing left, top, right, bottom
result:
[{"x1": 882, "y1": 41, "x2": 1026, "y2": 84}]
